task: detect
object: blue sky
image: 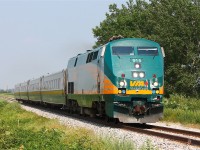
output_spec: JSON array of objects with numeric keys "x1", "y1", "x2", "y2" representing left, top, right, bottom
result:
[{"x1": 0, "y1": 0, "x2": 126, "y2": 90}]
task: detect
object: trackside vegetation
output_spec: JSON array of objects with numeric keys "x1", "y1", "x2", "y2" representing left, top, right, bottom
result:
[
  {"x1": 0, "y1": 96, "x2": 156, "y2": 150},
  {"x1": 163, "y1": 94, "x2": 200, "y2": 127}
]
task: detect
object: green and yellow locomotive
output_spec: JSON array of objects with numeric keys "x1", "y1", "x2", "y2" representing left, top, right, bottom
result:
[{"x1": 15, "y1": 38, "x2": 165, "y2": 123}]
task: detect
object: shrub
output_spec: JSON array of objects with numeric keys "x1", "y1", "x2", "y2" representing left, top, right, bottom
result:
[{"x1": 163, "y1": 94, "x2": 200, "y2": 125}]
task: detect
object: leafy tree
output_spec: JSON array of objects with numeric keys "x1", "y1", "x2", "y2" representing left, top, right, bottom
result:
[
  {"x1": 93, "y1": 0, "x2": 149, "y2": 48},
  {"x1": 147, "y1": 0, "x2": 200, "y2": 97},
  {"x1": 92, "y1": 0, "x2": 200, "y2": 97}
]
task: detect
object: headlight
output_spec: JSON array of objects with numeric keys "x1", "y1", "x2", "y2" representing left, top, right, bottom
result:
[
  {"x1": 153, "y1": 82, "x2": 158, "y2": 86},
  {"x1": 119, "y1": 81, "x2": 125, "y2": 87},
  {"x1": 135, "y1": 63, "x2": 141, "y2": 69},
  {"x1": 139, "y1": 72, "x2": 145, "y2": 78},
  {"x1": 133, "y1": 72, "x2": 145, "y2": 78},
  {"x1": 133, "y1": 72, "x2": 138, "y2": 78}
]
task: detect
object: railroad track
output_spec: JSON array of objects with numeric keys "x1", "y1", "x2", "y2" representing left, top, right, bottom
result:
[
  {"x1": 121, "y1": 124, "x2": 200, "y2": 147},
  {"x1": 144, "y1": 124, "x2": 200, "y2": 138},
  {"x1": 5, "y1": 98, "x2": 200, "y2": 147}
]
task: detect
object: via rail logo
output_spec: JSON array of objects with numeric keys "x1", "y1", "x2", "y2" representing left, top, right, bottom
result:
[{"x1": 130, "y1": 81, "x2": 148, "y2": 87}]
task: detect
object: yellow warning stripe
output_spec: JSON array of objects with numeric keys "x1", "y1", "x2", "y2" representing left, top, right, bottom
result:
[{"x1": 126, "y1": 90, "x2": 152, "y2": 95}]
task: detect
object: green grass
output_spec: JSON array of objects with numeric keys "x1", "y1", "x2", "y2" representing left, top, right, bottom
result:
[
  {"x1": 162, "y1": 94, "x2": 200, "y2": 126},
  {"x1": 0, "y1": 94, "x2": 156, "y2": 150},
  {"x1": 1, "y1": 93, "x2": 200, "y2": 149}
]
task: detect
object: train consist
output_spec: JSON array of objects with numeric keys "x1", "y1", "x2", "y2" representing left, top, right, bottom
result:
[{"x1": 14, "y1": 38, "x2": 165, "y2": 123}]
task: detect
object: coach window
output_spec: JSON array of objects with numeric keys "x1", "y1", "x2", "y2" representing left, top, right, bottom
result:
[
  {"x1": 57, "y1": 79, "x2": 59, "y2": 89},
  {"x1": 58, "y1": 78, "x2": 60, "y2": 89},
  {"x1": 53, "y1": 80, "x2": 55, "y2": 89},
  {"x1": 48, "y1": 81, "x2": 50, "y2": 89},
  {"x1": 58, "y1": 79, "x2": 60, "y2": 89},
  {"x1": 46, "y1": 81, "x2": 48, "y2": 89},
  {"x1": 55, "y1": 79, "x2": 57, "y2": 89}
]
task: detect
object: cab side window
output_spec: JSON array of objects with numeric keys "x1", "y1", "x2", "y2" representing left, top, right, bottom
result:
[{"x1": 86, "y1": 51, "x2": 99, "y2": 63}]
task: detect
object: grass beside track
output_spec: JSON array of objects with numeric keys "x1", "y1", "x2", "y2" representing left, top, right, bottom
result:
[
  {"x1": 0, "y1": 93, "x2": 155, "y2": 150},
  {"x1": 163, "y1": 94, "x2": 200, "y2": 128}
]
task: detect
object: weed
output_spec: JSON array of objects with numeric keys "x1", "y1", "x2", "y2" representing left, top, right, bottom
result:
[
  {"x1": 139, "y1": 139, "x2": 158, "y2": 150},
  {"x1": 163, "y1": 94, "x2": 200, "y2": 126}
]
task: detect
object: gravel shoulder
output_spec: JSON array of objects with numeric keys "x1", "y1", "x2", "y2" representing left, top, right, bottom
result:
[{"x1": 20, "y1": 104, "x2": 200, "y2": 150}]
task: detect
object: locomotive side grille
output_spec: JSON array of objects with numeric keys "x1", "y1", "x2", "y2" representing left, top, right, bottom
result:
[{"x1": 68, "y1": 82, "x2": 74, "y2": 94}]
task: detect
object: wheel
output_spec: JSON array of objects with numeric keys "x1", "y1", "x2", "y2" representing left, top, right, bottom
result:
[
  {"x1": 105, "y1": 116, "x2": 110, "y2": 123},
  {"x1": 114, "y1": 118, "x2": 119, "y2": 124}
]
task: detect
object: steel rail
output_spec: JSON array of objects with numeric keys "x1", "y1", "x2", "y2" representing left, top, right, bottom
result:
[
  {"x1": 121, "y1": 124, "x2": 200, "y2": 147},
  {"x1": 144, "y1": 124, "x2": 200, "y2": 138}
]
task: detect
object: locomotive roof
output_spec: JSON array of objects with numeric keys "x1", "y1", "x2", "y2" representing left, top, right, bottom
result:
[
  {"x1": 68, "y1": 38, "x2": 160, "y2": 62},
  {"x1": 69, "y1": 44, "x2": 106, "y2": 60}
]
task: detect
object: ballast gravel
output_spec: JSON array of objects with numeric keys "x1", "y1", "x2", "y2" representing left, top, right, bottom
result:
[{"x1": 20, "y1": 104, "x2": 200, "y2": 150}]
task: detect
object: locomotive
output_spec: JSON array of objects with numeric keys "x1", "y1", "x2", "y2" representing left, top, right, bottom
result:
[{"x1": 14, "y1": 38, "x2": 165, "y2": 123}]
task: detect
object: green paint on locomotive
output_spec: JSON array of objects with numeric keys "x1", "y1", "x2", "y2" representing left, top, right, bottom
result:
[{"x1": 68, "y1": 94, "x2": 101, "y2": 107}]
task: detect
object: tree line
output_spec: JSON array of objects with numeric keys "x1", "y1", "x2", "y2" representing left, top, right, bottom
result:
[{"x1": 92, "y1": 0, "x2": 200, "y2": 97}]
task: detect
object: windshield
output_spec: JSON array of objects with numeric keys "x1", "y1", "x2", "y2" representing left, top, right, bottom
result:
[
  {"x1": 112, "y1": 46, "x2": 134, "y2": 55},
  {"x1": 137, "y1": 47, "x2": 158, "y2": 55}
]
